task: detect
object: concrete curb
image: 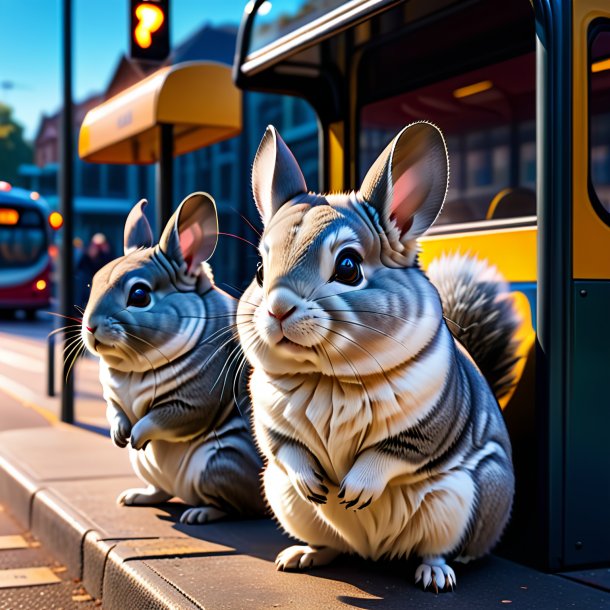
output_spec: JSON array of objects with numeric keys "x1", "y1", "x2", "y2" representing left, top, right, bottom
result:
[{"x1": 0, "y1": 425, "x2": 204, "y2": 609}]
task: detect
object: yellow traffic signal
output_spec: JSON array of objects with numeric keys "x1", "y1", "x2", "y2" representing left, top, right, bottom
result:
[{"x1": 130, "y1": 0, "x2": 169, "y2": 62}]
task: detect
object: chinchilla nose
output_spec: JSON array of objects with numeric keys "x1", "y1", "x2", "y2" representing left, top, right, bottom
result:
[
  {"x1": 267, "y1": 289, "x2": 299, "y2": 322},
  {"x1": 86, "y1": 325, "x2": 97, "y2": 334}
]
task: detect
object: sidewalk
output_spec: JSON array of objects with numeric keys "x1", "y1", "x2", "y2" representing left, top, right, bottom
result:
[{"x1": 0, "y1": 424, "x2": 609, "y2": 609}]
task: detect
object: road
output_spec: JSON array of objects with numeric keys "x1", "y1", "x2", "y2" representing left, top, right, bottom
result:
[{"x1": 0, "y1": 312, "x2": 108, "y2": 433}]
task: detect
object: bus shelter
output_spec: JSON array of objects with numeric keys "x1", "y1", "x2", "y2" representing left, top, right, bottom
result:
[{"x1": 79, "y1": 61, "x2": 242, "y2": 233}]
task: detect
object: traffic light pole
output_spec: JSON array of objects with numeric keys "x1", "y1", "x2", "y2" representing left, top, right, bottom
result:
[
  {"x1": 60, "y1": 0, "x2": 75, "y2": 423},
  {"x1": 156, "y1": 123, "x2": 173, "y2": 235}
]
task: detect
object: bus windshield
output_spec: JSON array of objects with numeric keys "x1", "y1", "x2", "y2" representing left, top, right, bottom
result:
[{"x1": 0, "y1": 206, "x2": 47, "y2": 269}]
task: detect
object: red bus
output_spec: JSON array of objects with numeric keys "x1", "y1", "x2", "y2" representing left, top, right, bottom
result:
[{"x1": 0, "y1": 181, "x2": 58, "y2": 318}]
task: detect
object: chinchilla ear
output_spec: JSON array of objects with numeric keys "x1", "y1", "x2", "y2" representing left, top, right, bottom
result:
[
  {"x1": 252, "y1": 125, "x2": 308, "y2": 225},
  {"x1": 124, "y1": 199, "x2": 153, "y2": 255},
  {"x1": 360, "y1": 121, "x2": 449, "y2": 241},
  {"x1": 159, "y1": 192, "x2": 218, "y2": 275}
]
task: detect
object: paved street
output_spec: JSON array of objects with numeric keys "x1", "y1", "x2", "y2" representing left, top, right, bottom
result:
[
  {"x1": 0, "y1": 313, "x2": 108, "y2": 433},
  {"x1": 0, "y1": 502, "x2": 100, "y2": 609}
]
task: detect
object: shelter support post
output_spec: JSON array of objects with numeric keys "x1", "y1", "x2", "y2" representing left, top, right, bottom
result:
[{"x1": 156, "y1": 123, "x2": 174, "y2": 235}]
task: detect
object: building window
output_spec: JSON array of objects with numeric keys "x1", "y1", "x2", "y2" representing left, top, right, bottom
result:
[
  {"x1": 107, "y1": 165, "x2": 127, "y2": 197},
  {"x1": 82, "y1": 162, "x2": 100, "y2": 197}
]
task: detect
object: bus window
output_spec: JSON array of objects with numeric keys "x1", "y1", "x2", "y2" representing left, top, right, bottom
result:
[
  {"x1": 590, "y1": 24, "x2": 610, "y2": 219},
  {"x1": 360, "y1": 53, "x2": 536, "y2": 226},
  {"x1": 0, "y1": 206, "x2": 46, "y2": 269}
]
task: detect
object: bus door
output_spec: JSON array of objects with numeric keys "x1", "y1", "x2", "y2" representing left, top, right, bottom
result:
[{"x1": 560, "y1": 0, "x2": 610, "y2": 569}]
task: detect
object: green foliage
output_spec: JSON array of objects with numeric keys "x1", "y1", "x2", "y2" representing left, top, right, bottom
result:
[{"x1": 0, "y1": 103, "x2": 33, "y2": 185}]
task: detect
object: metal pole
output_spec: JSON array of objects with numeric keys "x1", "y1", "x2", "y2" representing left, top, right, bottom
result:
[
  {"x1": 60, "y1": 0, "x2": 74, "y2": 423},
  {"x1": 47, "y1": 333, "x2": 55, "y2": 397},
  {"x1": 156, "y1": 123, "x2": 174, "y2": 236}
]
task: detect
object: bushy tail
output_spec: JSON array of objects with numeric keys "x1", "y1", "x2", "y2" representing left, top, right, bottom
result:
[{"x1": 426, "y1": 252, "x2": 523, "y2": 402}]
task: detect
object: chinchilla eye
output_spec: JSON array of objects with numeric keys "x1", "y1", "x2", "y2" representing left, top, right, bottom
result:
[
  {"x1": 332, "y1": 249, "x2": 363, "y2": 286},
  {"x1": 256, "y1": 260, "x2": 264, "y2": 287},
  {"x1": 127, "y1": 283, "x2": 151, "y2": 308}
]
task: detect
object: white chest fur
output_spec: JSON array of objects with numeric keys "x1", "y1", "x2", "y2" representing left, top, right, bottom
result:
[
  {"x1": 251, "y1": 326, "x2": 452, "y2": 483},
  {"x1": 99, "y1": 361, "x2": 155, "y2": 423}
]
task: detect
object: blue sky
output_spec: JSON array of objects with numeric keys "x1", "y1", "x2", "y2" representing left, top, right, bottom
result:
[{"x1": 0, "y1": 0, "x2": 247, "y2": 139}]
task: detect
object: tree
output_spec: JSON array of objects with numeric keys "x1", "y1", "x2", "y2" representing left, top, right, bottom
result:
[{"x1": 0, "y1": 103, "x2": 33, "y2": 185}]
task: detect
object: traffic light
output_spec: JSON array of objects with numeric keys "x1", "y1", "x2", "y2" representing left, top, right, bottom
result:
[{"x1": 129, "y1": 0, "x2": 170, "y2": 62}]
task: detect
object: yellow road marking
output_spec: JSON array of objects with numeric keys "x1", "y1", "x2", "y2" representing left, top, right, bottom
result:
[
  {"x1": 0, "y1": 373, "x2": 58, "y2": 424},
  {"x1": 0, "y1": 567, "x2": 60, "y2": 589},
  {"x1": 0, "y1": 535, "x2": 28, "y2": 550}
]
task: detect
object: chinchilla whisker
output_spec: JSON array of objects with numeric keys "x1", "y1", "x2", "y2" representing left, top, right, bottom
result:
[
  {"x1": 323, "y1": 317, "x2": 413, "y2": 352},
  {"x1": 62, "y1": 334, "x2": 85, "y2": 359},
  {"x1": 218, "y1": 349, "x2": 244, "y2": 403},
  {"x1": 202, "y1": 318, "x2": 252, "y2": 347},
  {"x1": 316, "y1": 322, "x2": 389, "y2": 381},
  {"x1": 212, "y1": 341, "x2": 244, "y2": 393},
  {"x1": 310, "y1": 328, "x2": 337, "y2": 377},
  {"x1": 48, "y1": 325, "x2": 82, "y2": 338},
  {"x1": 201, "y1": 322, "x2": 241, "y2": 346},
  {"x1": 312, "y1": 323, "x2": 366, "y2": 387},
  {"x1": 121, "y1": 329, "x2": 172, "y2": 366},
  {"x1": 74, "y1": 304, "x2": 85, "y2": 315},
  {"x1": 227, "y1": 204, "x2": 263, "y2": 238},
  {"x1": 196, "y1": 331, "x2": 241, "y2": 377},
  {"x1": 65, "y1": 343, "x2": 86, "y2": 383},
  {"x1": 309, "y1": 307, "x2": 435, "y2": 327},
  {"x1": 122, "y1": 342, "x2": 159, "y2": 406},
  {"x1": 115, "y1": 321, "x2": 175, "y2": 335},
  {"x1": 44, "y1": 311, "x2": 83, "y2": 324},
  {"x1": 232, "y1": 355, "x2": 249, "y2": 418},
  {"x1": 217, "y1": 232, "x2": 259, "y2": 250},
  {"x1": 177, "y1": 312, "x2": 254, "y2": 321},
  {"x1": 213, "y1": 429, "x2": 223, "y2": 450},
  {"x1": 443, "y1": 316, "x2": 479, "y2": 336}
]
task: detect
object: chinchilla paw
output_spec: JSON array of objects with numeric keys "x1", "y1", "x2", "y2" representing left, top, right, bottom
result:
[
  {"x1": 117, "y1": 486, "x2": 171, "y2": 506},
  {"x1": 129, "y1": 422, "x2": 152, "y2": 451},
  {"x1": 338, "y1": 468, "x2": 384, "y2": 510},
  {"x1": 275, "y1": 545, "x2": 339, "y2": 571},
  {"x1": 180, "y1": 506, "x2": 227, "y2": 525},
  {"x1": 414, "y1": 558, "x2": 456, "y2": 593},
  {"x1": 287, "y1": 468, "x2": 329, "y2": 505},
  {"x1": 110, "y1": 418, "x2": 131, "y2": 448}
]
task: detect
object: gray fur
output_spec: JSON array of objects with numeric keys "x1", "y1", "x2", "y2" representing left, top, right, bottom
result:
[
  {"x1": 238, "y1": 123, "x2": 516, "y2": 590},
  {"x1": 82, "y1": 193, "x2": 265, "y2": 523},
  {"x1": 427, "y1": 253, "x2": 521, "y2": 401},
  {"x1": 252, "y1": 126, "x2": 308, "y2": 224},
  {"x1": 124, "y1": 198, "x2": 153, "y2": 254}
]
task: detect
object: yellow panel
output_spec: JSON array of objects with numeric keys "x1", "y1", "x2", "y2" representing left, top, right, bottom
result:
[
  {"x1": 79, "y1": 62, "x2": 242, "y2": 164},
  {"x1": 573, "y1": 0, "x2": 610, "y2": 279},
  {"x1": 328, "y1": 122, "x2": 344, "y2": 192},
  {"x1": 419, "y1": 226, "x2": 537, "y2": 282}
]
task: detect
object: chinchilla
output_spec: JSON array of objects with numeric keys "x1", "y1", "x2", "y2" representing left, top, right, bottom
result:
[
  {"x1": 81, "y1": 192, "x2": 265, "y2": 524},
  {"x1": 237, "y1": 123, "x2": 518, "y2": 590}
]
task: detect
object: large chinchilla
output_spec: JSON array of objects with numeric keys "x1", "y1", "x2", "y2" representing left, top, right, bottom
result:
[
  {"x1": 237, "y1": 123, "x2": 520, "y2": 590},
  {"x1": 81, "y1": 192, "x2": 265, "y2": 524}
]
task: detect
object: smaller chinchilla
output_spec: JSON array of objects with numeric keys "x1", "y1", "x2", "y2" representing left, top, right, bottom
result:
[{"x1": 81, "y1": 192, "x2": 265, "y2": 524}]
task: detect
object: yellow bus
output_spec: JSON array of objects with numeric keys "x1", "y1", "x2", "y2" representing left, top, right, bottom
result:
[{"x1": 234, "y1": 0, "x2": 610, "y2": 574}]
